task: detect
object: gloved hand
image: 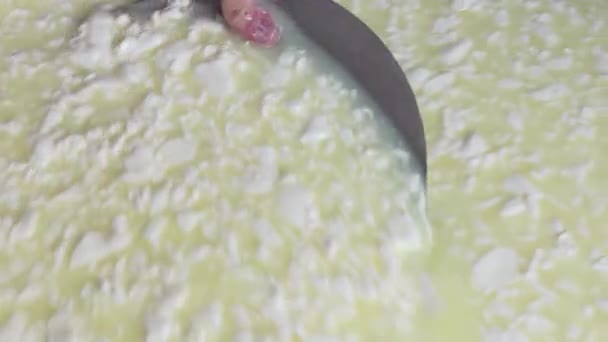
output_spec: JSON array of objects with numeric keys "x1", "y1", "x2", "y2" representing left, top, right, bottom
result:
[{"x1": 221, "y1": 0, "x2": 281, "y2": 47}]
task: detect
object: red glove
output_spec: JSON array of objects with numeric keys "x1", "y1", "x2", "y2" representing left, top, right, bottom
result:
[{"x1": 221, "y1": 0, "x2": 281, "y2": 47}]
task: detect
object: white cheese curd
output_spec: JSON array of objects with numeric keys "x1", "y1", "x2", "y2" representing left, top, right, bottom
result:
[
  {"x1": 2, "y1": 0, "x2": 607, "y2": 340},
  {"x1": 0, "y1": 1, "x2": 430, "y2": 340}
]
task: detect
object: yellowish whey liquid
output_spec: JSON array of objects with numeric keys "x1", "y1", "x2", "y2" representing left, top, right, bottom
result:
[
  {"x1": 1, "y1": 0, "x2": 607, "y2": 341},
  {"x1": 0, "y1": 1, "x2": 430, "y2": 340}
]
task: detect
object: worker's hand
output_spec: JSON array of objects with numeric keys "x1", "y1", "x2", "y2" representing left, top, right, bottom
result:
[{"x1": 221, "y1": 0, "x2": 281, "y2": 47}]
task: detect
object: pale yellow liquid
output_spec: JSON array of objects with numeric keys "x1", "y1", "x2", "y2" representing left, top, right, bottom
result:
[
  {"x1": 0, "y1": 1, "x2": 430, "y2": 341},
  {"x1": 1, "y1": 0, "x2": 608, "y2": 341}
]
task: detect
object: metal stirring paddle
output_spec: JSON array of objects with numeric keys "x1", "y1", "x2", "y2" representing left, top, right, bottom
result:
[{"x1": 274, "y1": 0, "x2": 427, "y2": 183}]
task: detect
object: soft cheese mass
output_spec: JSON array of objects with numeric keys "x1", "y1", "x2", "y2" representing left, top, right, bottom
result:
[
  {"x1": 1, "y1": 0, "x2": 607, "y2": 340},
  {"x1": 0, "y1": 1, "x2": 431, "y2": 340}
]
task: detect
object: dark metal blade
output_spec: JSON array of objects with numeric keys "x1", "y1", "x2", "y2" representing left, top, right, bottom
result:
[{"x1": 275, "y1": 0, "x2": 427, "y2": 181}]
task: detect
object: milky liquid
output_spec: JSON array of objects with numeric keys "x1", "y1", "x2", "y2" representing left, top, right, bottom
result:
[
  {"x1": 7, "y1": 0, "x2": 608, "y2": 340},
  {"x1": 0, "y1": 1, "x2": 433, "y2": 340}
]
